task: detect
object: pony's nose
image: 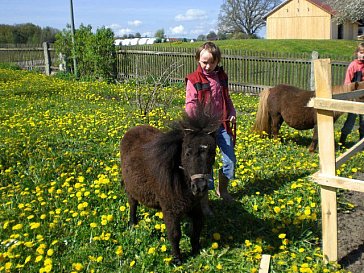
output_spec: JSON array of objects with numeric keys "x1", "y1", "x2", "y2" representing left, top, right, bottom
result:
[{"x1": 191, "y1": 178, "x2": 208, "y2": 196}]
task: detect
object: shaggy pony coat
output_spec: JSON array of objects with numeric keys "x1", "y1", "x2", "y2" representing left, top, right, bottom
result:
[
  {"x1": 120, "y1": 106, "x2": 220, "y2": 264},
  {"x1": 253, "y1": 82, "x2": 363, "y2": 152}
]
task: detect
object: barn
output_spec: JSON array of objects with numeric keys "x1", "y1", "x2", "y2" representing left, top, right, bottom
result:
[{"x1": 264, "y1": 0, "x2": 360, "y2": 40}]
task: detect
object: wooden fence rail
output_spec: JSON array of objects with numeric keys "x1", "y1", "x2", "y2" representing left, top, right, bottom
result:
[
  {"x1": 0, "y1": 44, "x2": 352, "y2": 94},
  {"x1": 0, "y1": 42, "x2": 58, "y2": 75},
  {"x1": 310, "y1": 59, "x2": 364, "y2": 263},
  {"x1": 116, "y1": 47, "x2": 350, "y2": 94}
]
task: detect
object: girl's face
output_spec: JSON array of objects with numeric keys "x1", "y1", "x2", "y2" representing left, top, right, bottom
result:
[
  {"x1": 357, "y1": 48, "x2": 364, "y2": 61},
  {"x1": 199, "y1": 49, "x2": 218, "y2": 73}
]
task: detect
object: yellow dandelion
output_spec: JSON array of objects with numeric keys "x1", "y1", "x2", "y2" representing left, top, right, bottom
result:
[
  {"x1": 148, "y1": 247, "x2": 156, "y2": 254},
  {"x1": 47, "y1": 249, "x2": 54, "y2": 256},
  {"x1": 130, "y1": 260, "x2": 136, "y2": 267},
  {"x1": 72, "y1": 262, "x2": 84, "y2": 271},
  {"x1": 213, "y1": 232, "x2": 221, "y2": 241},
  {"x1": 35, "y1": 255, "x2": 43, "y2": 263},
  {"x1": 30, "y1": 222, "x2": 41, "y2": 229},
  {"x1": 211, "y1": 242, "x2": 219, "y2": 249},
  {"x1": 12, "y1": 224, "x2": 23, "y2": 230},
  {"x1": 119, "y1": 205, "x2": 126, "y2": 212},
  {"x1": 160, "y1": 245, "x2": 167, "y2": 252},
  {"x1": 278, "y1": 233, "x2": 286, "y2": 239},
  {"x1": 24, "y1": 241, "x2": 34, "y2": 248},
  {"x1": 115, "y1": 246, "x2": 123, "y2": 256},
  {"x1": 216, "y1": 263, "x2": 223, "y2": 270},
  {"x1": 245, "y1": 240, "x2": 252, "y2": 247},
  {"x1": 273, "y1": 207, "x2": 281, "y2": 213}
]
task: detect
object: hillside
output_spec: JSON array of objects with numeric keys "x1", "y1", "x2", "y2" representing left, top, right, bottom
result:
[{"x1": 151, "y1": 39, "x2": 360, "y2": 59}]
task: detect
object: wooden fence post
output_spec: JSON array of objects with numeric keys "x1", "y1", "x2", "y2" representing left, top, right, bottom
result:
[
  {"x1": 43, "y1": 42, "x2": 51, "y2": 75},
  {"x1": 313, "y1": 59, "x2": 337, "y2": 263},
  {"x1": 310, "y1": 51, "x2": 319, "y2": 91}
]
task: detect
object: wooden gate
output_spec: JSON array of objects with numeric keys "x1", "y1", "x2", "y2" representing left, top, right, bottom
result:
[{"x1": 310, "y1": 59, "x2": 364, "y2": 263}]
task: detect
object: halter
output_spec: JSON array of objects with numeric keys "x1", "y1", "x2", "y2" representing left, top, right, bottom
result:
[
  {"x1": 190, "y1": 173, "x2": 211, "y2": 180},
  {"x1": 179, "y1": 166, "x2": 210, "y2": 181}
]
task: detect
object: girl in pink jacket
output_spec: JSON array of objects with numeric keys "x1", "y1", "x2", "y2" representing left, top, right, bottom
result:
[{"x1": 185, "y1": 42, "x2": 236, "y2": 216}]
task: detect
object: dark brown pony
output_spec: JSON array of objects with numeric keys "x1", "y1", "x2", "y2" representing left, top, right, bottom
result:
[
  {"x1": 120, "y1": 105, "x2": 219, "y2": 264},
  {"x1": 253, "y1": 82, "x2": 363, "y2": 152}
]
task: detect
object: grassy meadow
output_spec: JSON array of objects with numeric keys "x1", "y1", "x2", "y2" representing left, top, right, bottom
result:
[
  {"x1": 1, "y1": 68, "x2": 364, "y2": 273},
  {"x1": 151, "y1": 39, "x2": 360, "y2": 59}
]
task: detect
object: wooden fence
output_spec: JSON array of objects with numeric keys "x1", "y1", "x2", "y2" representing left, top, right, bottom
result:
[
  {"x1": 0, "y1": 42, "x2": 58, "y2": 75},
  {"x1": 309, "y1": 59, "x2": 364, "y2": 263},
  {"x1": 116, "y1": 46, "x2": 351, "y2": 94},
  {"x1": 0, "y1": 43, "x2": 352, "y2": 94}
]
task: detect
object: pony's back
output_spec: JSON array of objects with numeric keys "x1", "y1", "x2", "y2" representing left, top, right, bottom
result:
[{"x1": 120, "y1": 125, "x2": 162, "y2": 208}]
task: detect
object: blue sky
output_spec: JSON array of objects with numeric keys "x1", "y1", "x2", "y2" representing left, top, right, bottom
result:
[{"x1": 0, "y1": 0, "x2": 237, "y2": 39}]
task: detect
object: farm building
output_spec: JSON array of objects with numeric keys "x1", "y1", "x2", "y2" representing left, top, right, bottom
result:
[{"x1": 264, "y1": 0, "x2": 360, "y2": 40}]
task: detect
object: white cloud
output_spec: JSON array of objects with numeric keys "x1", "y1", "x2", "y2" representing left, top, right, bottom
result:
[
  {"x1": 128, "y1": 20, "x2": 142, "y2": 27},
  {"x1": 175, "y1": 9, "x2": 207, "y2": 21},
  {"x1": 170, "y1": 25, "x2": 186, "y2": 35},
  {"x1": 107, "y1": 24, "x2": 133, "y2": 36}
]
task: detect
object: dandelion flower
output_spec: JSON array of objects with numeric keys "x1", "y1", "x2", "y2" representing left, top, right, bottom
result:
[
  {"x1": 160, "y1": 245, "x2": 167, "y2": 252},
  {"x1": 213, "y1": 232, "x2": 221, "y2": 241},
  {"x1": 115, "y1": 246, "x2": 123, "y2": 256},
  {"x1": 273, "y1": 207, "x2": 281, "y2": 213},
  {"x1": 278, "y1": 233, "x2": 286, "y2": 239},
  {"x1": 148, "y1": 247, "x2": 156, "y2": 254},
  {"x1": 211, "y1": 242, "x2": 219, "y2": 249},
  {"x1": 72, "y1": 263, "x2": 84, "y2": 271}
]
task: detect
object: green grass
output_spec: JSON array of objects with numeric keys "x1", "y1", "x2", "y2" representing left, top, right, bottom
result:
[
  {"x1": 1, "y1": 69, "x2": 363, "y2": 272},
  {"x1": 149, "y1": 39, "x2": 360, "y2": 59}
]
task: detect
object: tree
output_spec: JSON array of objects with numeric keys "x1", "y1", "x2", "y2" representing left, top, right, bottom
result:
[
  {"x1": 206, "y1": 31, "x2": 218, "y2": 41},
  {"x1": 217, "y1": 0, "x2": 281, "y2": 37},
  {"x1": 154, "y1": 29, "x2": 165, "y2": 39},
  {"x1": 325, "y1": 0, "x2": 364, "y2": 23},
  {"x1": 0, "y1": 23, "x2": 59, "y2": 44},
  {"x1": 197, "y1": 34, "x2": 206, "y2": 41}
]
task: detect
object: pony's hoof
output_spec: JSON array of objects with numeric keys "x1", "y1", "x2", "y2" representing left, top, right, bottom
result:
[
  {"x1": 172, "y1": 256, "x2": 182, "y2": 265},
  {"x1": 128, "y1": 220, "x2": 138, "y2": 227}
]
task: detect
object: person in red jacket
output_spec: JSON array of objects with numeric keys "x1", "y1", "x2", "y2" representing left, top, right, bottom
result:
[
  {"x1": 339, "y1": 42, "x2": 364, "y2": 147},
  {"x1": 185, "y1": 42, "x2": 236, "y2": 216}
]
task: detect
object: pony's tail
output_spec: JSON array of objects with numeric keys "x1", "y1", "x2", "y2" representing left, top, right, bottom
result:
[{"x1": 253, "y1": 88, "x2": 271, "y2": 136}]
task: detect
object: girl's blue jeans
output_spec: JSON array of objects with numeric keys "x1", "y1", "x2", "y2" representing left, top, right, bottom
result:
[
  {"x1": 341, "y1": 113, "x2": 364, "y2": 137},
  {"x1": 209, "y1": 126, "x2": 236, "y2": 190}
]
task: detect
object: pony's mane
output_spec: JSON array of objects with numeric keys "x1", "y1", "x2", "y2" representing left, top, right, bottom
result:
[
  {"x1": 145, "y1": 103, "x2": 220, "y2": 192},
  {"x1": 179, "y1": 102, "x2": 221, "y2": 134}
]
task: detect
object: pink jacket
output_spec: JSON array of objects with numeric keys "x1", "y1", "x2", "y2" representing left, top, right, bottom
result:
[
  {"x1": 344, "y1": 59, "x2": 364, "y2": 84},
  {"x1": 185, "y1": 66, "x2": 236, "y2": 119}
]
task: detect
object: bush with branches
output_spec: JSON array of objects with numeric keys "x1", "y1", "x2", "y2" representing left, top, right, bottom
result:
[{"x1": 54, "y1": 24, "x2": 116, "y2": 82}]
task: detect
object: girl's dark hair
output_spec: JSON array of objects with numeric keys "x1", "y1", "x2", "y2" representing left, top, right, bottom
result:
[{"x1": 195, "y1": 42, "x2": 221, "y2": 63}]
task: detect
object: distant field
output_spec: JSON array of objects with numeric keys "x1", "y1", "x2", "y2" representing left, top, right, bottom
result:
[{"x1": 151, "y1": 39, "x2": 360, "y2": 59}]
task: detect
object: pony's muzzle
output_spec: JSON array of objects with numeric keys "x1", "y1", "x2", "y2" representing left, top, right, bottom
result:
[{"x1": 190, "y1": 174, "x2": 210, "y2": 196}]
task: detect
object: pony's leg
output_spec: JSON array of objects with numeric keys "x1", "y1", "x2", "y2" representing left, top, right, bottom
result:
[
  {"x1": 309, "y1": 125, "x2": 318, "y2": 153},
  {"x1": 163, "y1": 212, "x2": 182, "y2": 265},
  {"x1": 270, "y1": 114, "x2": 283, "y2": 139},
  {"x1": 187, "y1": 206, "x2": 204, "y2": 256},
  {"x1": 127, "y1": 195, "x2": 139, "y2": 226}
]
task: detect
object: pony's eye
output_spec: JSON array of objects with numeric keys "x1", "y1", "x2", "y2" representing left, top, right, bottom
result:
[{"x1": 185, "y1": 148, "x2": 192, "y2": 157}]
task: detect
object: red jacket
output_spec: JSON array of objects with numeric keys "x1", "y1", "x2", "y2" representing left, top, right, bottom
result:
[
  {"x1": 185, "y1": 64, "x2": 235, "y2": 136},
  {"x1": 344, "y1": 59, "x2": 364, "y2": 84}
]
